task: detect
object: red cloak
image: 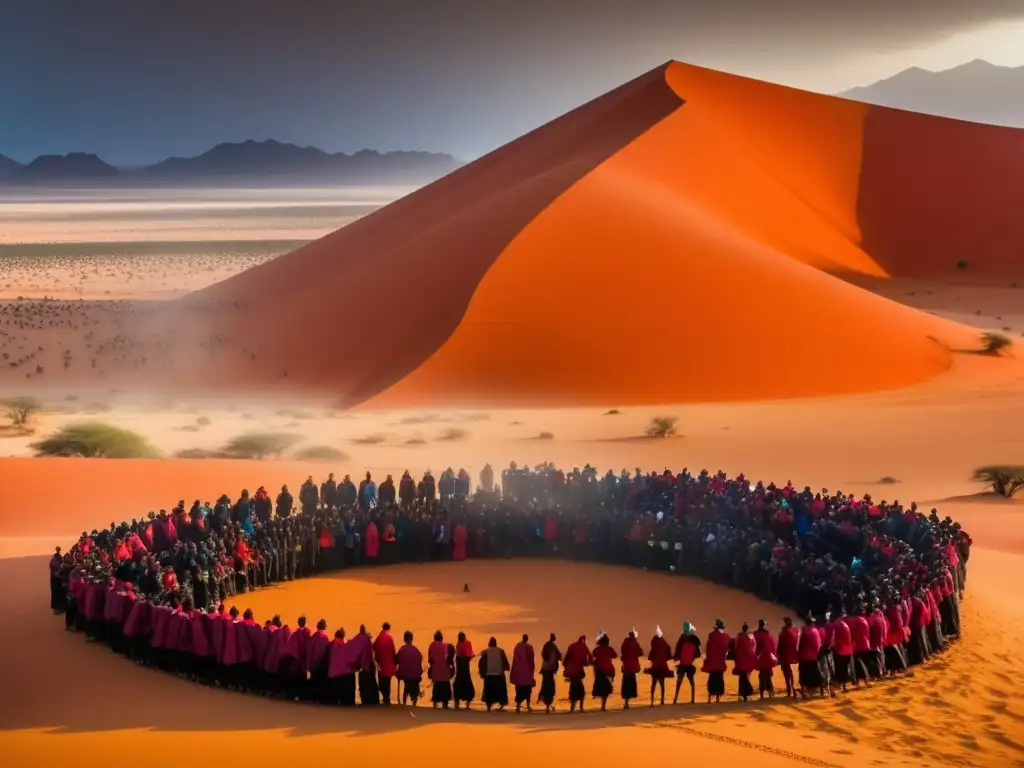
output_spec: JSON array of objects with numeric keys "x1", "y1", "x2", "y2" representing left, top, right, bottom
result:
[
  {"x1": 620, "y1": 636, "x2": 643, "y2": 673},
  {"x1": 308, "y1": 630, "x2": 331, "y2": 675},
  {"x1": 373, "y1": 630, "x2": 397, "y2": 677},
  {"x1": 753, "y1": 629, "x2": 778, "y2": 670},
  {"x1": 648, "y1": 635, "x2": 672, "y2": 675},
  {"x1": 797, "y1": 625, "x2": 823, "y2": 662},
  {"x1": 562, "y1": 639, "x2": 592, "y2": 679},
  {"x1": 702, "y1": 629, "x2": 731, "y2": 673},
  {"x1": 777, "y1": 626, "x2": 800, "y2": 665},
  {"x1": 733, "y1": 631, "x2": 758, "y2": 673}
]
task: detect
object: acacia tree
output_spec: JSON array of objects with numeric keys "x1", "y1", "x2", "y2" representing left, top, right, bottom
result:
[
  {"x1": 972, "y1": 465, "x2": 1024, "y2": 498},
  {"x1": 2, "y1": 396, "x2": 42, "y2": 429}
]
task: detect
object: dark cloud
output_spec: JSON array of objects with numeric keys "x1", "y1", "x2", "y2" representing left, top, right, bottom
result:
[{"x1": 1, "y1": 1, "x2": 1021, "y2": 164}]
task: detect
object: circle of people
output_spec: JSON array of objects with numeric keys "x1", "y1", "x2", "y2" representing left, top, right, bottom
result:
[{"x1": 50, "y1": 463, "x2": 970, "y2": 712}]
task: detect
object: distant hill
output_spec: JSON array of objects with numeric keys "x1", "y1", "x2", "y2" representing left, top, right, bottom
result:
[
  {"x1": 0, "y1": 153, "x2": 23, "y2": 178},
  {"x1": 0, "y1": 139, "x2": 462, "y2": 187},
  {"x1": 838, "y1": 60, "x2": 1024, "y2": 127},
  {"x1": 15, "y1": 152, "x2": 120, "y2": 182}
]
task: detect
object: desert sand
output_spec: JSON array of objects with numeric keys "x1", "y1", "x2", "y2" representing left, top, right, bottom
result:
[{"x1": 2, "y1": 60, "x2": 1024, "y2": 767}]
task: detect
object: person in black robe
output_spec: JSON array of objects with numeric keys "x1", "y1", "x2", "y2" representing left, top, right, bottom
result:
[
  {"x1": 379, "y1": 475, "x2": 397, "y2": 508},
  {"x1": 49, "y1": 548, "x2": 66, "y2": 614},
  {"x1": 320, "y1": 474, "x2": 338, "y2": 511},
  {"x1": 453, "y1": 631, "x2": 476, "y2": 709},
  {"x1": 399, "y1": 471, "x2": 417, "y2": 508},
  {"x1": 338, "y1": 475, "x2": 358, "y2": 508},
  {"x1": 538, "y1": 633, "x2": 562, "y2": 713},
  {"x1": 300, "y1": 476, "x2": 319, "y2": 516},
  {"x1": 276, "y1": 486, "x2": 294, "y2": 518},
  {"x1": 357, "y1": 625, "x2": 380, "y2": 706},
  {"x1": 478, "y1": 636, "x2": 510, "y2": 712}
]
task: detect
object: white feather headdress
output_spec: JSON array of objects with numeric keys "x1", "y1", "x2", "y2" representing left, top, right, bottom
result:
[{"x1": 655, "y1": 624, "x2": 663, "y2": 638}]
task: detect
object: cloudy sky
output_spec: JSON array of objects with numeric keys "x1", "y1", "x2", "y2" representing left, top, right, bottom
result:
[{"x1": 1, "y1": 0, "x2": 1022, "y2": 165}]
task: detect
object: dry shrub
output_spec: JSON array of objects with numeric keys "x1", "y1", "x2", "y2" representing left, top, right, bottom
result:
[
  {"x1": 645, "y1": 416, "x2": 679, "y2": 438},
  {"x1": 1, "y1": 396, "x2": 41, "y2": 428},
  {"x1": 294, "y1": 445, "x2": 348, "y2": 461},
  {"x1": 972, "y1": 465, "x2": 1024, "y2": 498},
  {"x1": 221, "y1": 431, "x2": 302, "y2": 459}
]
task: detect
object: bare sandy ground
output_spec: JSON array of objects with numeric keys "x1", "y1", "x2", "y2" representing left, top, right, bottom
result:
[{"x1": 2, "y1": 349, "x2": 1024, "y2": 766}]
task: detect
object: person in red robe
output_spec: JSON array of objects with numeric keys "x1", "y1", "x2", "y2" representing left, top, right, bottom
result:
[
  {"x1": 797, "y1": 616, "x2": 828, "y2": 698},
  {"x1": 350, "y1": 625, "x2": 378, "y2": 706},
  {"x1": 776, "y1": 617, "x2": 800, "y2": 698},
  {"x1": 647, "y1": 624, "x2": 673, "y2": 706},
  {"x1": 753, "y1": 619, "x2": 778, "y2": 699},
  {"x1": 373, "y1": 622, "x2": 397, "y2": 704},
  {"x1": 620, "y1": 629, "x2": 644, "y2": 708},
  {"x1": 845, "y1": 607, "x2": 873, "y2": 686},
  {"x1": 509, "y1": 634, "x2": 536, "y2": 713},
  {"x1": 562, "y1": 634, "x2": 592, "y2": 712},
  {"x1": 702, "y1": 619, "x2": 731, "y2": 703},
  {"x1": 672, "y1": 621, "x2": 701, "y2": 704},
  {"x1": 590, "y1": 632, "x2": 617, "y2": 711},
  {"x1": 884, "y1": 598, "x2": 909, "y2": 676},
  {"x1": 733, "y1": 623, "x2": 758, "y2": 701},
  {"x1": 428, "y1": 630, "x2": 455, "y2": 709}
]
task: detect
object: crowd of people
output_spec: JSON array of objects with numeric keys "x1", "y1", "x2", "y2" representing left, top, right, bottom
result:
[{"x1": 50, "y1": 462, "x2": 970, "y2": 711}]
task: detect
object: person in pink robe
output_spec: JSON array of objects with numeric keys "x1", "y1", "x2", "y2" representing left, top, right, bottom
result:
[
  {"x1": 753, "y1": 619, "x2": 778, "y2": 699},
  {"x1": 732, "y1": 623, "x2": 758, "y2": 701},
  {"x1": 308, "y1": 619, "x2": 331, "y2": 677},
  {"x1": 326, "y1": 628, "x2": 358, "y2": 705},
  {"x1": 452, "y1": 523, "x2": 468, "y2": 561},
  {"x1": 352, "y1": 626, "x2": 378, "y2": 706},
  {"x1": 123, "y1": 597, "x2": 152, "y2": 661},
  {"x1": 883, "y1": 600, "x2": 908, "y2": 676},
  {"x1": 797, "y1": 616, "x2": 828, "y2": 698},
  {"x1": 373, "y1": 622, "x2": 397, "y2": 704},
  {"x1": 396, "y1": 631, "x2": 424, "y2": 705},
  {"x1": 427, "y1": 631, "x2": 454, "y2": 709},
  {"x1": 510, "y1": 634, "x2": 536, "y2": 712},
  {"x1": 274, "y1": 620, "x2": 304, "y2": 697},
  {"x1": 289, "y1": 616, "x2": 313, "y2": 677},
  {"x1": 189, "y1": 607, "x2": 215, "y2": 682}
]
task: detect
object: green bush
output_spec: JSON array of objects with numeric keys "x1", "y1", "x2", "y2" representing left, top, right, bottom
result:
[
  {"x1": 645, "y1": 416, "x2": 679, "y2": 438},
  {"x1": 221, "y1": 431, "x2": 301, "y2": 459},
  {"x1": 293, "y1": 444, "x2": 348, "y2": 461},
  {"x1": 972, "y1": 465, "x2": 1024, "y2": 498},
  {"x1": 174, "y1": 447, "x2": 224, "y2": 459},
  {"x1": 31, "y1": 423, "x2": 159, "y2": 458}
]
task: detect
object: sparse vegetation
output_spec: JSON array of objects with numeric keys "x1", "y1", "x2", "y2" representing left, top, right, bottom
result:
[
  {"x1": 972, "y1": 465, "x2": 1024, "y2": 498},
  {"x1": 31, "y1": 423, "x2": 158, "y2": 458},
  {"x1": 174, "y1": 447, "x2": 224, "y2": 459},
  {"x1": 955, "y1": 259, "x2": 968, "y2": 270},
  {"x1": 1, "y1": 395, "x2": 42, "y2": 429},
  {"x1": 438, "y1": 427, "x2": 467, "y2": 442},
  {"x1": 221, "y1": 431, "x2": 302, "y2": 460},
  {"x1": 645, "y1": 415, "x2": 679, "y2": 439},
  {"x1": 405, "y1": 437, "x2": 427, "y2": 445},
  {"x1": 293, "y1": 445, "x2": 348, "y2": 462},
  {"x1": 604, "y1": 409, "x2": 621, "y2": 416},
  {"x1": 877, "y1": 476, "x2": 901, "y2": 485},
  {"x1": 537, "y1": 431, "x2": 555, "y2": 440},
  {"x1": 196, "y1": 415, "x2": 211, "y2": 426},
  {"x1": 980, "y1": 331, "x2": 1013, "y2": 356}
]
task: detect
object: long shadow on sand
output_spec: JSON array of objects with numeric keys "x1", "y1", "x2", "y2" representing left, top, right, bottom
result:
[{"x1": 0, "y1": 554, "x2": 969, "y2": 749}]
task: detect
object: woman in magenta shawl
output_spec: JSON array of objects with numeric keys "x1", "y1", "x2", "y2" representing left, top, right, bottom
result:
[
  {"x1": 190, "y1": 607, "x2": 215, "y2": 683},
  {"x1": 307, "y1": 619, "x2": 331, "y2": 700},
  {"x1": 288, "y1": 616, "x2": 313, "y2": 679},
  {"x1": 149, "y1": 603, "x2": 173, "y2": 670},
  {"x1": 123, "y1": 596, "x2": 152, "y2": 661},
  {"x1": 427, "y1": 630, "x2": 454, "y2": 708},
  {"x1": 395, "y1": 630, "x2": 424, "y2": 705},
  {"x1": 509, "y1": 634, "x2": 536, "y2": 713},
  {"x1": 452, "y1": 523, "x2": 468, "y2": 562},
  {"x1": 352, "y1": 625, "x2": 378, "y2": 706},
  {"x1": 241, "y1": 610, "x2": 266, "y2": 690},
  {"x1": 364, "y1": 521, "x2": 380, "y2": 562},
  {"x1": 326, "y1": 628, "x2": 357, "y2": 705}
]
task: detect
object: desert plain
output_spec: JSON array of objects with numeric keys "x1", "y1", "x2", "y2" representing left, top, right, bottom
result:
[{"x1": 2, "y1": 62, "x2": 1024, "y2": 768}]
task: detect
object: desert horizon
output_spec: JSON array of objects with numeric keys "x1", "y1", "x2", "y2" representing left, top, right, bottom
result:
[{"x1": 3, "y1": 54, "x2": 1024, "y2": 768}]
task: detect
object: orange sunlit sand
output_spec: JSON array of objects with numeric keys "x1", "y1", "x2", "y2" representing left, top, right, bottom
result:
[{"x1": 3, "y1": 61, "x2": 1024, "y2": 768}]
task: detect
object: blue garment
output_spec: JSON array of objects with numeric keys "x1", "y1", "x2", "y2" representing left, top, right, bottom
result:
[{"x1": 363, "y1": 481, "x2": 377, "y2": 504}]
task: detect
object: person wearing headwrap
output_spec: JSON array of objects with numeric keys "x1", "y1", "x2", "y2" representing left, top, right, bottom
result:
[
  {"x1": 702, "y1": 619, "x2": 731, "y2": 703},
  {"x1": 428, "y1": 630, "x2": 454, "y2": 709},
  {"x1": 537, "y1": 633, "x2": 561, "y2": 713},
  {"x1": 619, "y1": 628, "x2": 644, "y2": 708},
  {"x1": 753, "y1": 619, "x2": 778, "y2": 699},
  {"x1": 563, "y1": 634, "x2": 592, "y2": 712},
  {"x1": 647, "y1": 624, "x2": 672, "y2": 706},
  {"x1": 590, "y1": 631, "x2": 617, "y2": 711},
  {"x1": 673, "y1": 621, "x2": 701, "y2": 704}
]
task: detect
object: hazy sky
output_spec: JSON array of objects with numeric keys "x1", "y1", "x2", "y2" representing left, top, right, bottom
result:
[{"x1": 2, "y1": 0, "x2": 1023, "y2": 165}]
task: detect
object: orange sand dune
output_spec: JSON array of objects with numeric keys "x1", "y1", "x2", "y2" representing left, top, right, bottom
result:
[{"x1": 2, "y1": 61, "x2": 1021, "y2": 407}]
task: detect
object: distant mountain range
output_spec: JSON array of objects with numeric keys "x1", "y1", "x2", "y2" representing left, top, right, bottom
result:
[
  {"x1": 838, "y1": 59, "x2": 1024, "y2": 127},
  {"x1": 0, "y1": 139, "x2": 462, "y2": 186}
]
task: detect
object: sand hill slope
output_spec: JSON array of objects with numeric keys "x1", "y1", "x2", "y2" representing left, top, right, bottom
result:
[{"x1": 172, "y1": 60, "x2": 1001, "y2": 407}]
